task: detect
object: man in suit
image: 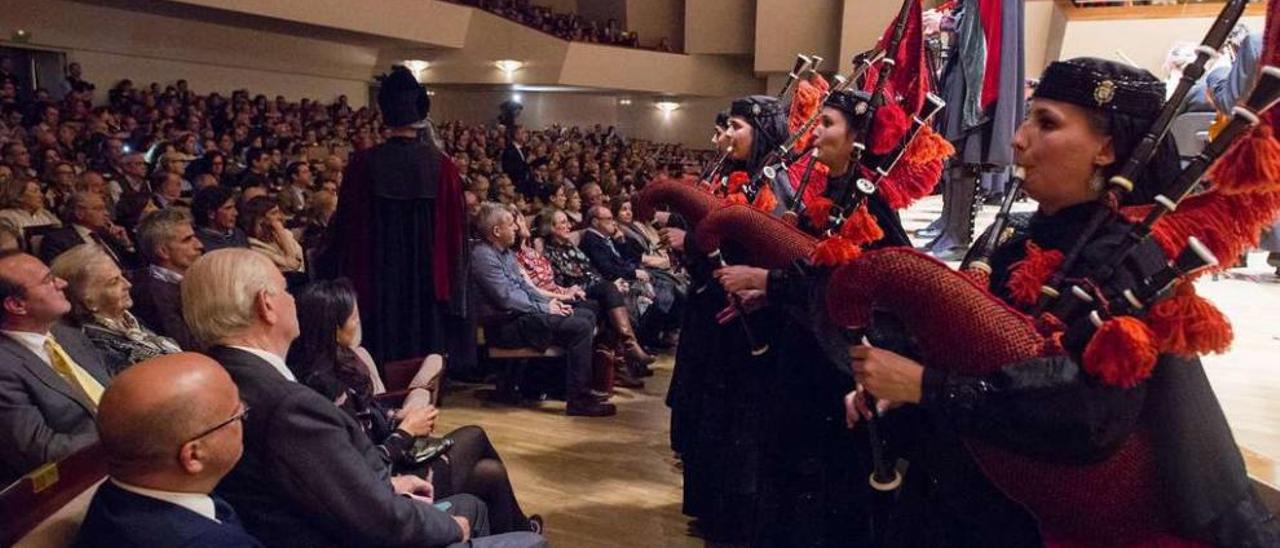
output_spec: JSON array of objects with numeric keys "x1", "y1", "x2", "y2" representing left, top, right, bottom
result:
[
  {"x1": 131, "y1": 208, "x2": 202, "y2": 350},
  {"x1": 277, "y1": 161, "x2": 313, "y2": 219},
  {"x1": 578, "y1": 205, "x2": 646, "y2": 285},
  {"x1": 37, "y1": 191, "x2": 137, "y2": 268},
  {"x1": 0, "y1": 250, "x2": 111, "y2": 486},
  {"x1": 184, "y1": 248, "x2": 546, "y2": 548},
  {"x1": 73, "y1": 353, "x2": 262, "y2": 548},
  {"x1": 501, "y1": 126, "x2": 533, "y2": 198}
]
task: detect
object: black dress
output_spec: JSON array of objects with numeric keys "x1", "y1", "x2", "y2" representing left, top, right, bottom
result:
[{"x1": 874, "y1": 202, "x2": 1280, "y2": 546}]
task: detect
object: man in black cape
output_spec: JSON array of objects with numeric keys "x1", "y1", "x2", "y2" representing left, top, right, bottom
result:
[{"x1": 319, "y1": 66, "x2": 468, "y2": 365}]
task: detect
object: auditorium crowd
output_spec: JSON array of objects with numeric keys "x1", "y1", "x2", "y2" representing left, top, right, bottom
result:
[{"x1": 0, "y1": 60, "x2": 705, "y2": 546}]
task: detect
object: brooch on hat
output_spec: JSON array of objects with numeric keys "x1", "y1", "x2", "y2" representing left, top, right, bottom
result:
[
  {"x1": 1093, "y1": 80, "x2": 1116, "y2": 106},
  {"x1": 855, "y1": 102, "x2": 869, "y2": 115},
  {"x1": 751, "y1": 104, "x2": 762, "y2": 116}
]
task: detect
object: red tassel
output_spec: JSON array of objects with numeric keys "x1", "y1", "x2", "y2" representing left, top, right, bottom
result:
[
  {"x1": 810, "y1": 236, "x2": 863, "y2": 266},
  {"x1": 726, "y1": 193, "x2": 748, "y2": 206},
  {"x1": 1148, "y1": 284, "x2": 1233, "y2": 355},
  {"x1": 870, "y1": 102, "x2": 909, "y2": 156},
  {"x1": 839, "y1": 202, "x2": 884, "y2": 246},
  {"x1": 1207, "y1": 125, "x2": 1280, "y2": 195},
  {"x1": 805, "y1": 196, "x2": 835, "y2": 230},
  {"x1": 902, "y1": 127, "x2": 955, "y2": 166},
  {"x1": 726, "y1": 171, "x2": 750, "y2": 195},
  {"x1": 1006, "y1": 242, "x2": 1065, "y2": 309},
  {"x1": 1083, "y1": 316, "x2": 1159, "y2": 389},
  {"x1": 752, "y1": 184, "x2": 778, "y2": 213}
]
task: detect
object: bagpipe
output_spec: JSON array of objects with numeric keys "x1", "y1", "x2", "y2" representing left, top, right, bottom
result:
[{"x1": 826, "y1": 0, "x2": 1280, "y2": 542}]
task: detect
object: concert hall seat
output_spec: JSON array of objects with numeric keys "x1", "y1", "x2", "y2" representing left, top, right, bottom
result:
[{"x1": 1, "y1": 444, "x2": 107, "y2": 547}]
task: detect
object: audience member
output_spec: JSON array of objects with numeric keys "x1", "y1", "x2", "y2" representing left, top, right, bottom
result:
[
  {"x1": 240, "y1": 195, "x2": 304, "y2": 273},
  {"x1": 278, "y1": 161, "x2": 313, "y2": 217},
  {"x1": 51, "y1": 244, "x2": 180, "y2": 375},
  {"x1": 184, "y1": 249, "x2": 545, "y2": 547},
  {"x1": 72, "y1": 353, "x2": 261, "y2": 548},
  {"x1": 287, "y1": 279, "x2": 540, "y2": 534},
  {"x1": 132, "y1": 207, "x2": 203, "y2": 350},
  {"x1": 191, "y1": 186, "x2": 248, "y2": 252},
  {"x1": 39, "y1": 191, "x2": 138, "y2": 267},
  {"x1": 0, "y1": 250, "x2": 111, "y2": 486},
  {"x1": 0, "y1": 178, "x2": 61, "y2": 232},
  {"x1": 470, "y1": 203, "x2": 614, "y2": 417}
]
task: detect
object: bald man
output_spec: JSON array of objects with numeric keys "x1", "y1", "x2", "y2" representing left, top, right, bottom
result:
[{"x1": 73, "y1": 353, "x2": 262, "y2": 548}]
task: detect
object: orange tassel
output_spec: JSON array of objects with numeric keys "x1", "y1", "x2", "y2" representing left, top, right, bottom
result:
[
  {"x1": 903, "y1": 127, "x2": 956, "y2": 166},
  {"x1": 805, "y1": 196, "x2": 835, "y2": 230},
  {"x1": 1083, "y1": 316, "x2": 1159, "y2": 389},
  {"x1": 1147, "y1": 284, "x2": 1233, "y2": 355},
  {"x1": 810, "y1": 236, "x2": 863, "y2": 266},
  {"x1": 1125, "y1": 188, "x2": 1280, "y2": 277},
  {"x1": 839, "y1": 202, "x2": 884, "y2": 246},
  {"x1": 726, "y1": 193, "x2": 748, "y2": 206},
  {"x1": 789, "y1": 77, "x2": 829, "y2": 152},
  {"x1": 870, "y1": 102, "x2": 909, "y2": 156},
  {"x1": 1207, "y1": 125, "x2": 1280, "y2": 195},
  {"x1": 1006, "y1": 242, "x2": 1064, "y2": 309},
  {"x1": 752, "y1": 184, "x2": 778, "y2": 213},
  {"x1": 879, "y1": 157, "x2": 945, "y2": 210}
]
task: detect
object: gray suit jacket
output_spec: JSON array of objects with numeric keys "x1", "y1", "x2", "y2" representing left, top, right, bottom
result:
[{"x1": 0, "y1": 323, "x2": 110, "y2": 486}]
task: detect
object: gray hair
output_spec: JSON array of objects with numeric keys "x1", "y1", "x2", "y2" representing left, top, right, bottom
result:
[
  {"x1": 137, "y1": 207, "x2": 193, "y2": 264},
  {"x1": 181, "y1": 248, "x2": 279, "y2": 346},
  {"x1": 474, "y1": 201, "x2": 512, "y2": 238},
  {"x1": 49, "y1": 244, "x2": 116, "y2": 323}
]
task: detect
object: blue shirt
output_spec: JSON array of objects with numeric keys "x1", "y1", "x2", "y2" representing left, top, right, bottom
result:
[{"x1": 470, "y1": 242, "x2": 550, "y2": 319}]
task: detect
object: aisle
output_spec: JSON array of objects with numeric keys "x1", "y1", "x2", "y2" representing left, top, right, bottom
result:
[{"x1": 435, "y1": 357, "x2": 700, "y2": 548}]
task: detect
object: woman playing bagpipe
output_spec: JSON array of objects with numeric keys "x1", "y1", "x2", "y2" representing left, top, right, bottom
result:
[
  {"x1": 657, "y1": 95, "x2": 798, "y2": 545},
  {"x1": 835, "y1": 56, "x2": 1280, "y2": 547}
]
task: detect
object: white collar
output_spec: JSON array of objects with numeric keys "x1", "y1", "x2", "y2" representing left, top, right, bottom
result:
[
  {"x1": 111, "y1": 479, "x2": 219, "y2": 523},
  {"x1": 227, "y1": 345, "x2": 296, "y2": 382},
  {"x1": 149, "y1": 265, "x2": 184, "y2": 284},
  {"x1": 72, "y1": 223, "x2": 93, "y2": 240},
  {"x1": 1, "y1": 329, "x2": 52, "y2": 366}
]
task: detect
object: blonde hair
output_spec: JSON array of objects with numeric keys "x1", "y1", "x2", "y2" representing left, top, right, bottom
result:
[
  {"x1": 181, "y1": 248, "x2": 279, "y2": 346},
  {"x1": 49, "y1": 244, "x2": 116, "y2": 323}
]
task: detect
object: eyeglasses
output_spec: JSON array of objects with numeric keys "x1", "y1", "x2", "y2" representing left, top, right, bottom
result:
[{"x1": 183, "y1": 402, "x2": 249, "y2": 445}]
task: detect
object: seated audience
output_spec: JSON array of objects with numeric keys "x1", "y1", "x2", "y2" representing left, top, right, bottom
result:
[
  {"x1": 298, "y1": 189, "x2": 337, "y2": 253},
  {"x1": 51, "y1": 244, "x2": 179, "y2": 375},
  {"x1": 511, "y1": 207, "x2": 653, "y2": 382},
  {"x1": 0, "y1": 177, "x2": 61, "y2": 232},
  {"x1": 39, "y1": 191, "x2": 137, "y2": 268},
  {"x1": 240, "y1": 195, "x2": 304, "y2": 273},
  {"x1": 184, "y1": 248, "x2": 546, "y2": 548},
  {"x1": 288, "y1": 279, "x2": 541, "y2": 534},
  {"x1": 278, "y1": 160, "x2": 313, "y2": 218},
  {"x1": 580, "y1": 204, "x2": 682, "y2": 349},
  {"x1": 0, "y1": 250, "x2": 111, "y2": 486},
  {"x1": 73, "y1": 353, "x2": 262, "y2": 548},
  {"x1": 191, "y1": 185, "x2": 248, "y2": 252},
  {"x1": 469, "y1": 202, "x2": 614, "y2": 417},
  {"x1": 132, "y1": 207, "x2": 203, "y2": 350}
]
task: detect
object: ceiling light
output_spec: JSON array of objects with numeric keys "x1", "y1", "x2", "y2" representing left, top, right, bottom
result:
[
  {"x1": 654, "y1": 101, "x2": 680, "y2": 113},
  {"x1": 494, "y1": 60, "x2": 524, "y2": 74}
]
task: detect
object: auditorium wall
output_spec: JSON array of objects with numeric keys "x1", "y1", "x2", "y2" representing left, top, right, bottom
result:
[
  {"x1": 1049, "y1": 11, "x2": 1267, "y2": 79},
  {"x1": 429, "y1": 89, "x2": 728, "y2": 149},
  {"x1": 684, "y1": 0, "x2": 754, "y2": 55},
  {"x1": 625, "y1": 0, "x2": 686, "y2": 51},
  {"x1": 0, "y1": 0, "x2": 376, "y2": 106}
]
